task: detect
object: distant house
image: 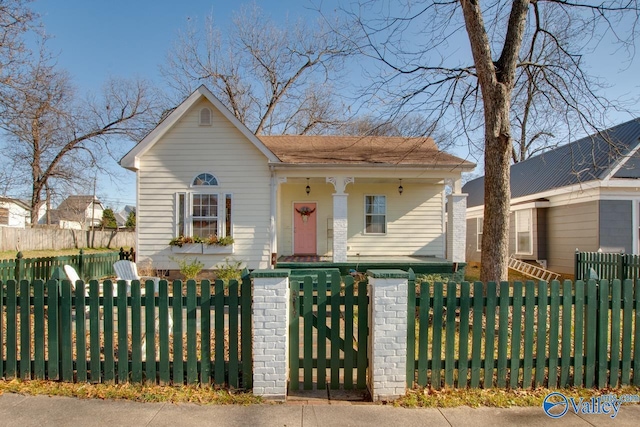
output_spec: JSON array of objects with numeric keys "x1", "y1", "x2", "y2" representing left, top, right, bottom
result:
[
  {"x1": 115, "y1": 205, "x2": 136, "y2": 228},
  {"x1": 0, "y1": 197, "x2": 33, "y2": 228},
  {"x1": 120, "y1": 85, "x2": 474, "y2": 270},
  {"x1": 463, "y1": 118, "x2": 640, "y2": 275},
  {"x1": 50, "y1": 195, "x2": 105, "y2": 230}
]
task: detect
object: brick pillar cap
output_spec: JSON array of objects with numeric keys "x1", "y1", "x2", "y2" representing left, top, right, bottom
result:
[
  {"x1": 251, "y1": 269, "x2": 291, "y2": 278},
  {"x1": 367, "y1": 269, "x2": 409, "y2": 279}
]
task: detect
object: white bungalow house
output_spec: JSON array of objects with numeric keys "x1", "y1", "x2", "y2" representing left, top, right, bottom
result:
[
  {"x1": 50, "y1": 195, "x2": 105, "y2": 230},
  {"x1": 120, "y1": 86, "x2": 474, "y2": 271},
  {"x1": 0, "y1": 197, "x2": 37, "y2": 228}
]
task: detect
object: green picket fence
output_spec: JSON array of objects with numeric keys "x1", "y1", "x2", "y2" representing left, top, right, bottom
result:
[
  {"x1": 575, "y1": 251, "x2": 640, "y2": 281},
  {"x1": 288, "y1": 271, "x2": 369, "y2": 391},
  {"x1": 1, "y1": 277, "x2": 252, "y2": 388},
  {"x1": 0, "y1": 250, "x2": 123, "y2": 282},
  {"x1": 407, "y1": 274, "x2": 639, "y2": 389}
]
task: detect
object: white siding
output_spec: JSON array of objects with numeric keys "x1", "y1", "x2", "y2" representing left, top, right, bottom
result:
[
  {"x1": 278, "y1": 181, "x2": 445, "y2": 257},
  {"x1": 0, "y1": 201, "x2": 29, "y2": 228},
  {"x1": 137, "y1": 99, "x2": 272, "y2": 270}
]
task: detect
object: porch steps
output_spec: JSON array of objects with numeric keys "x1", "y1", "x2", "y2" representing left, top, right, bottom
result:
[{"x1": 508, "y1": 256, "x2": 560, "y2": 282}]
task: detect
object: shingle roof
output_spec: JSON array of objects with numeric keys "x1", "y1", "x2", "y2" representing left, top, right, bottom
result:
[
  {"x1": 463, "y1": 118, "x2": 640, "y2": 208},
  {"x1": 258, "y1": 135, "x2": 474, "y2": 168}
]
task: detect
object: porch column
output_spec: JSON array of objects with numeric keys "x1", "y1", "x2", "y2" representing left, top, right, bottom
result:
[
  {"x1": 327, "y1": 176, "x2": 354, "y2": 263},
  {"x1": 367, "y1": 269, "x2": 408, "y2": 401},
  {"x1": 269, "y1": 172, "x2": 286, "y2": 267},
  {"x1": 447, "y1": 192, "x2": 468, "y2": 263},
  {"x1": 251, "y1": 269, "x2": 290, "y2": 400}
]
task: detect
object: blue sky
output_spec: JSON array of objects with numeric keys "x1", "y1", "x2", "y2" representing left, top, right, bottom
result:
[
  {"x1": 33, "y1": 0, "x2": 325, "y2": 209},
  {"x1": 30, "y1": 0, "x2": 639, "y2": 209}
]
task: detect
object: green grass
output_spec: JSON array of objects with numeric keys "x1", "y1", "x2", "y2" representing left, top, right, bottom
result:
[{"x1": 0, "y1": 379, "x2": 264, "y2": 405}]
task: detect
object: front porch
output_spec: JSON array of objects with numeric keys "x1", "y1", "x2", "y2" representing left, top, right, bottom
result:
[{"x1": 276, "y1": 254, "x2": 466, "y2": 280}]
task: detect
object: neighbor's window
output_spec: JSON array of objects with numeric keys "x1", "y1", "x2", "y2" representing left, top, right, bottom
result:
[
  {"x1": 516, "y1": 209, "x2": 532, "y2": 254},
  {"x1": 476, "y1": 217, "x2": 483, "y2": 251},
  {"x1": 365, "y1": 195, "x2": 386, "y2": 234},
  {"x1": 175, "y1": 173, "x2": 232, "y2": 239},
  {"x1": 0, "y1": 207, "x2": 8, "y2": 225},
  {"x1": 199, "y1": 107, "x2": 212, "y2": 126}
]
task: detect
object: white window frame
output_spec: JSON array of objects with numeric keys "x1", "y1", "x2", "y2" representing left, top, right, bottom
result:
[
  {"x1": 476, "y1": 217, "x2": 483, "y2": 251},
  {"x1": 364, "y1": 195, "x2": 387, "y2": 235},
  {"x1": 174, "y1": 173, "x2": 233, "y2": 239},
  {"x1": 515, "y1": 209, "x2": 533, "y2": 255}
]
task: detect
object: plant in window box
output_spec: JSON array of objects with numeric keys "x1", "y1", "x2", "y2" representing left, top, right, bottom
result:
[
  {"x1": 169, "y1": 235, "x2": 204, "y2": 253},
  {"x1": 203, "y1": 234, "x2": 235, "y2": 254}
]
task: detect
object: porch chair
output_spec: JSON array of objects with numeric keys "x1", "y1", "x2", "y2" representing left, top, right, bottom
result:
[
  {"x1": 113, "y1": 260, "x2": 172, "y2": 359},
  {"x1": 63, "y1": 265, "x2": 91, "y2": 315},
  {"x1": 112, "y1": 259, "x2": 160, "y2": 295}
]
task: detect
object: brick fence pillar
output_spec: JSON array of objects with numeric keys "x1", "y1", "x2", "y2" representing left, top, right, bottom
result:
[
  {"x1": 367, "y1": 269, "x2": 409, "y2": 401},
  {"x1": 251, "y1": 269, "x2": 290, "y2": 400}
]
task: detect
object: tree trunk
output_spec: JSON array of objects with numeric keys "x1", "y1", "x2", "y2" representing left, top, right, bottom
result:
[{"x1": 480, "y1": 86, "x2": 512, "y2": 282}]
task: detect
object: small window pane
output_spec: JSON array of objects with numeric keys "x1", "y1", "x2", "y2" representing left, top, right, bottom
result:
[
  {"x1": 225, "y1": 194, "x2": 232, "y2": 237},
  {"x1": 192, "y1": 173, "x2": 218, "y2": 186}
]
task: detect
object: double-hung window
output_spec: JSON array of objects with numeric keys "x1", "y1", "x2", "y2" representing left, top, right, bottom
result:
[
  {"x1": 477, "y1": 217, "x2": 483, "y2": 251},
  {"x1": 515, "y1": 209, "x2": 532, "y2": 254},
  {"x1": 176, "y1": 173, "x2": 232, "y2": 239},
  {"x1": 365, "y1": 195, "x2": 386, "y2": 234}
]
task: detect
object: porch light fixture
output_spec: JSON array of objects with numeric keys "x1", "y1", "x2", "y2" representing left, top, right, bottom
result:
[
  {"x1": 306, "y1": 178, "x2": 311, "y2": 195},
  {"x1": 398, "y1": 179, "x2": 404, "y2": 195}
]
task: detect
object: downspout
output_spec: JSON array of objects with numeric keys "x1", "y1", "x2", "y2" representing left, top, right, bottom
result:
[{"x1": 270, "y1": 165, "x2": 277, "y2": 268}]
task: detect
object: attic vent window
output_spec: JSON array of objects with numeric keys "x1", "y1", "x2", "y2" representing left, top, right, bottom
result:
[
  {"x1": 199, "y1": 107, "x2": 212, "y2": 126},
  {"x1": 192, "y1": 173, "x2": 218, "y2": 186}
]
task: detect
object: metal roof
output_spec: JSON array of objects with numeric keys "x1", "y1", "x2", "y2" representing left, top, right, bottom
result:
[{"x1": 464, "y1": 118, "x2": 640, "y2": 207}]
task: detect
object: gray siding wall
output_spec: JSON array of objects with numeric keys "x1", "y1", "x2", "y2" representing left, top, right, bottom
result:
[
  {"x1": 599, "y1": 200, "x2": 633, "y2": 253},
  {"x1": 546, "y1": 201, "x2": 599, "y2": 275}
]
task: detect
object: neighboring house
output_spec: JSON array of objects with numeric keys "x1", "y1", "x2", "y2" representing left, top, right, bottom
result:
[
  {"x1": 115, "y1": 205, "x2": 136, "y2": 228},
  {"x1": 0, "y1": 197, "x2": 33, "y2": 228},
  {"x1": 50, "y1": 195, "x2": 105, "y2": 230},
  {"x1": 120, "y1": 85, "x2": 474, "y2": 270},
  {"x1": 463, "y1": 118, "x2": 640, "y2": 275}
]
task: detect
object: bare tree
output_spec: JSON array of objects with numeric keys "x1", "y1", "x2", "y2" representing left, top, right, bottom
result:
[
  {"x1": 0, "y1": 44, "x2": 161, "y2": 225},
  {"x1": 0, "y1": 0, "x2": 37, "y2": 89},
  {"x1": 339, "y1": 0, "x2": 638, "y2": 281},
  {"x1": 161, "y1": 3, "x2": 354, "y2": 135}
]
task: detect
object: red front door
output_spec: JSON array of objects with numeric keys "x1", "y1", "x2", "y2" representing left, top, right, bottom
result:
[{"x1": 294, "y1": 202, "x2": 317, "y2": 255}]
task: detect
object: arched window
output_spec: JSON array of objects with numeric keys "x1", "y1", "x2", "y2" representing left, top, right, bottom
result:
[
  {"x1": 199, "y1": 107, "x2": 212, "y2": 126},
  {"x1": 192, "y1": 173, "x2": 218, "y2": 186}
]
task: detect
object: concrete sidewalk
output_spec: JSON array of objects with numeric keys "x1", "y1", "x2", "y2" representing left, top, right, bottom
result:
[{"x1": 1, "y1": 393, "x2": 640, "y2": 426}]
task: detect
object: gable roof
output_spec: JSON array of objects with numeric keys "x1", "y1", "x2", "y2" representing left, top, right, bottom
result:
[
  {"x1": 52, "y1": 196, "x2": 104, "y2": 222},
  {"x1": 0, "y1": 197, "x2": 31, "y2": 211},
  {"x1": 259, "y1": 135, "x2": 474, "y2": 168},
  {"x1": 464, "y1": 118, "x2": 640, "y2": 208},
  {"x1": 120, "y1": 86, "x2": 280, "y2": 170}
]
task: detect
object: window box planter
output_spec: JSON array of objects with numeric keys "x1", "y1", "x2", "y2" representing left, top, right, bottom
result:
[
  {"x1": 170, "y1": 243, "x2": 203, "y2": 254},
  {"x1": 202, "y1": 244, "x2": 234, "y2": 255}
]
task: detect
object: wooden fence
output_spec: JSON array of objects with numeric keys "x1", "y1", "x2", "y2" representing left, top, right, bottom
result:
[
  {"x1": 407, "y1": 272, "x2": 639, "y2": 389},
  {"x1": 288, "y1": 272, "x2": 368, "y2": 391},
  {"x1": 0, "y1": 250, "x2": 131, "y2": 282},
  {"x1": 0, "y1": 277, "x2": 252, "y2": 388},
  {"x1": 575, "y1": 251, "x2": 640, "y2": 281},
  {"x1": 0, "y1": 227, "x2": 135, "y2": 252}
]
